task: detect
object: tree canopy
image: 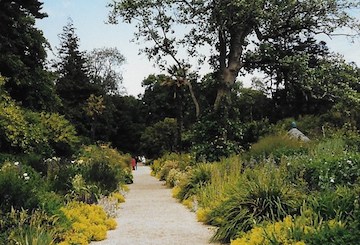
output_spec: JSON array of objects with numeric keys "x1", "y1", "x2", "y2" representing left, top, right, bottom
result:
[
  {"x1": 108, "y1": 0, "x2": 360, "y2": 110},
  {"x1": 0, "y1": 0, "x2": 60, "y2": 111}
]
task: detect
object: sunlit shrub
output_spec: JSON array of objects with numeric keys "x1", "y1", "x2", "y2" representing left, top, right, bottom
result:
[
  {"x1": 157, "y1": 160, "x2": 179, "y2": 181},
  {"x1": 0, "y1": 91, "x2": 32, "y2": 152},
  {"x1": 111, "y1": 192, "x2": 125, "y2": 204},
  {"x1": 38, "y1": 112, "x2": 79, "y2": 156},
  {"x1": 231, "y1": 209, "x2": 351, "y2": 245},
  {"x1": 0, "y1": 83, "x2": 79, "y2": 156},
  {"x1": 182, "y1": 197, "x2": 195, "y2": 211},
  {"x1": 196, "y1": 207, "x2": 212, "y2": 223},
  {"x1": 151, "y1": 153, "x2": 194, "y2": 178},
  {"x1": 196, "y1": 156, "x2": 243, "y2": 216},
  {"x1": 210, "y1": 164, "x2": 304, "y2": 243},
  {"x1": 59, "y1": 201, "x2": 117, "y2": 244},
  {"x1": 231, "y1": 216, "x2": 306, "y2": 245},
  {"x1": 166, "y1": 168, "x2": 186, "y2": 187}
]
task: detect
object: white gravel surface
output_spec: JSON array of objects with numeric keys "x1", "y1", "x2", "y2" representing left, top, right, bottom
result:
[{"x1": 92, "y1": 165, "x2": 217, "y2": 245}]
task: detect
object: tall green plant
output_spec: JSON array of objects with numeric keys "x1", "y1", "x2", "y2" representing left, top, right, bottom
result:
[{"x1": 210, "y1": 164, "x2": 304, "y2": 243}]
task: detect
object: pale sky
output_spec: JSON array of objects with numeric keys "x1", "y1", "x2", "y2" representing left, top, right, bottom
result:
[{"x1": 36, "y1": 0, "x2": 360, "y2": 97}]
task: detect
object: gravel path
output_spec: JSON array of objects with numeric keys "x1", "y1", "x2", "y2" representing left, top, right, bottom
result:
[{"x1": 92, "y1": 165, "x2": 217, "y2": 245}]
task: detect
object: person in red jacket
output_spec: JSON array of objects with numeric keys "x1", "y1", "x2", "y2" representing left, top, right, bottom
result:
[{"x1": 131, "y1": 157, "x2": 136, "y2": 170}]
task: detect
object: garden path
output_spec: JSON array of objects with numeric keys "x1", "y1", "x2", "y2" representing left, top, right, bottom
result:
[{"x1": 92, "y1": 165, "x2": 217, "y2": 245}]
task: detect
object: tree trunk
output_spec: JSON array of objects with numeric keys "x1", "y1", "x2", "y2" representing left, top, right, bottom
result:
[
  {"x1": 176, "y1": 87, "x2": 183, "y2": 152},
  {"x1": 214, "y1": 28, "x2": 249, "y2": 111},
  {"x1": 186, "y1": 81, "x2": 200, "y2": 118}
]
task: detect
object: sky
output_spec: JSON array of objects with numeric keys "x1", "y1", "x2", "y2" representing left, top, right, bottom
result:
[{"x1": 35, "y1": 0, "x2": 360, "y2": 97}]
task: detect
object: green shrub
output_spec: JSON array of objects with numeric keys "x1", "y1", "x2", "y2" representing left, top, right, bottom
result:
[
  {"x1": 157, "y1": 160, "x2": 179, "y2": 181},
  {"x1": 190, "y1": 109, "x2": 243, "y2": 162},
  {"x1": 0, "y1": 162, "x2": 45, "y2": 211},
  {"x1": 47, "y1": 161, "x2": 77, "y2": 194},
  {"x1": 0, "y1": 89, "x2": 79, "y2": 157},
  {"x1": 38, "y1": 112, "x2": 79, "y2": 156},
  {"x1": 304, "y1": 221, "x2": 360, "y2": 245},
  {"x1": 210, "y1": 164, "x2": 304, "y2": 243},
  {"x1": 76, "y1": 144, "x2": 132, "y2": 195},
  {"x1": 175, "y1": 164, "x2": 211, "y2": 201},
  {"x1": 166, "y1": 168, "x2": 186, "y2": 187},
  {"x1": 37, "y1": 191, "x2": 65, "y2": 216},
  {"x1": 151, "y1": 153, "x2": 194, "y2": 179},
  {"x1": 309, "y1": 186, "x2": 357, "y2": 221}
]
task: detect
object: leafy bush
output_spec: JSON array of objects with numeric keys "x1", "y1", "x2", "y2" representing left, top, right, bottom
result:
[
  {"x1": 0, "y1": 86, "x2": 79, "y2": 156},
  {"x1": 76, "y1": 144, "x2": 133, "y2": 195},
  {"x1": 37, "y1": 112, "x2": 79, "y2": 156},
  {"x1": 190, "y1": 109, "x2": 243, "y2": 162},
  {"x1": 210, "y1": 164, "x2": 304, "y2": 243},
  {"x1": 151, "y1": 153, "x2": 194, "y2": 180},
  {"x1": 157, "y1": 160, "x2": 180, "y2": 181},
  {"x1": 166, "y1": 168, "x2": 186, "y2": 187},
  {"x1": 0, "y1": 161, "x2": 45, "y2": 211}
]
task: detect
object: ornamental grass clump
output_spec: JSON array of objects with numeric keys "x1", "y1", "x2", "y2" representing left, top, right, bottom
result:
[
  {"x1": 196, "y1": 156, "x2": 243, "y2": 219},
  {"x1": 59, "y1": 201, "x2": 116, "y2": 244},
  {"x1": 175, "y1": 164, "x2": 211, "y2": 201},
  {"x1": 248, "y1": 134, "x2": 309, "y2": 162},
  {"x1": 210, "y1": 164, "x2": 304, "y2": 243},
  {"x1": 4, "y1": 208, "x2": 59, "y2": 245}
]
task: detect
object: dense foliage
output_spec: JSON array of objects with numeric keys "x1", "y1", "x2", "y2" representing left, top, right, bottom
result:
[{"x1": 154, "y1": 126, "x2": 360, "y2": 244}]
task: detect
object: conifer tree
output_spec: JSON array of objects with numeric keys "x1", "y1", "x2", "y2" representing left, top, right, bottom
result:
[{"x1": 55, "y1": 20, "x2": 102, "y2": 136}]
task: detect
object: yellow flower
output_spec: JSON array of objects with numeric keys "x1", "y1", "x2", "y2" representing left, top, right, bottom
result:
[{"x1": 60, "y1": 201, "x2": 117, "y2": 244}]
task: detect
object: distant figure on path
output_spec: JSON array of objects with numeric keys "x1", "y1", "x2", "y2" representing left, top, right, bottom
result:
[
  {"x1": 288, "y1": 121, "x2": 310, "y2": 142},
  {"x1": 131, "y1": 157, "x2": 136, "y2": 170}
]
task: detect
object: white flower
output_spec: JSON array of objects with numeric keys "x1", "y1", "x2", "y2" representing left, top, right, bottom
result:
[
  {"x1": 23, "y1": 173, "x2": 28, "y2": 177},
  {"x1": 330, "y1": 177, "x2": 335, "y2": 183},
  {"x1": 71, "y1": 160, "x2": 75, "y2": 164},
  {"x1": 24, "y1": 176, "x2": 30, "y2": 180},
  {"x1": 14, "y1": 162, "x2": 19, "y2": 166},
  {"x1": 347, "y1": 160, "x2": 352, "y2": 164}
]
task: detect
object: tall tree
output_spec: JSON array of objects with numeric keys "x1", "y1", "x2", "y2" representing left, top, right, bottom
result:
[
  {"x1": 0, "y1": 0, "x2": 60, "y2": 111},
  {"x1": 55, "y1": 20, "x2": 101, "y2": 136},
  {"x1": 87, "y1": 47, "x2": 126, "y2": 95},
  {"x1": 108, "y1": 0, "x2": 360, "y2": 111}
]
